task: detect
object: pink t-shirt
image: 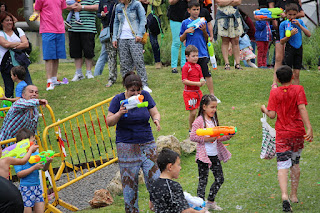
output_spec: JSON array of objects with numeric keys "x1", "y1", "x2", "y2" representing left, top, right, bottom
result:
[
  {"x1": 267, "y1": 85, "x2": 307, "y2": 139},
  {"x1": 35, "y1": 0, "x2": 67, "y2": 34}
]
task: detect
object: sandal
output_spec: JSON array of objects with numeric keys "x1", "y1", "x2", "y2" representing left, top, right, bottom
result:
[
  {"x1": 235, "y1": 64, "x2": 243, "y2": 70},
  {"x1": 282, "y1": 200, "x2": 292, "y2": 212},
  {"x1": 105, "y1": 80, "x2": 114, "y2": 88},
  {"x1": 224, "y1": 63, "x2": 230, "y2": 70}
]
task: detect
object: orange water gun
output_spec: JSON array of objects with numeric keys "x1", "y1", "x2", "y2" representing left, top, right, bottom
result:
[{"x1": 196, "y1": 126, "x2": 237, "y2": 138}]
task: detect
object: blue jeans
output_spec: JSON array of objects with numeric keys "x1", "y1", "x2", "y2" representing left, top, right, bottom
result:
[
  {"x1": 170, "y1": 20, "x2": 186, "y2": 68},
  {"x1": 94, "y1": 42, "x2": 108, "y2": 76},
  {"x1": 149, "y1": 33, "x2": 160, "y2": 63}
]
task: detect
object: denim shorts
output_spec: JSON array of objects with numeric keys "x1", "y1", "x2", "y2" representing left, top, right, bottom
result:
[{"x1": 42, "y1": 33, "x2": 66, "y2": 60}]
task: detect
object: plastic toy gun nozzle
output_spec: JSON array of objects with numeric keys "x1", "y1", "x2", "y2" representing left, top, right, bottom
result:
[{"x1": 137, "y1": 101, "x2": 148, "y2": 108}]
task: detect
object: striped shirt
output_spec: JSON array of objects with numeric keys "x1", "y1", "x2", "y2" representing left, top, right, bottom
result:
[
  {"x1": 68, "y1": 0, "x2": 99, "y2": 33},
  {"x1": 190, "y1": 116, "x2": 232, "y2": 167},
  {"x1": 0, "y1": 99, "x2": 40, "y2": 141}
]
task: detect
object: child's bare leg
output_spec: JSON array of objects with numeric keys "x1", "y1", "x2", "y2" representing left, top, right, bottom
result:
[
  {"x1": 231, "y1": 36, "x2": 240, "y2": 64},
  {"x1": 221, "y1": 37, "x2": 231, "y2": 64},
  {"x1": 24, "y1": 207, "x2": 33, "y2": 213},
  {"x1": 290, "y1": 164, "x2": 300, "y2": 203},
  {"x1": 278, "y1": 168, "x2": 289, "y2": 201},
  {"x1": 205, "y1": 76, "x2": 214, "y2": 96},
  {"x1": 33, "y1": 201, "x2": 45, "y2": 213},
  {"x1": 247, "y1": 60, "x2": 258, "y2": 68},
  {"x1": 292, "y1": 69, "x2": 300, "y2": 85},
  {"x1": 189, "y1": 109, "x2": 197, "y2": 130}
]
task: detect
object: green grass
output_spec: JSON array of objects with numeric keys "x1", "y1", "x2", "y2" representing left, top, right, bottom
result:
[{"x1": 2, "y1": 63, "x2": 319, "y2": 212}]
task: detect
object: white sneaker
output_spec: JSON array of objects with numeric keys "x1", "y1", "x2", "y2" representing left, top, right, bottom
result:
[
  {"x1": 46, "y1": 82, "x2": 55, "y2": 91},
  {"x1": 71, "y1": 73, "x2": 85, "y2": 82},
  {"x1": 86, "y1": 71, "x2": 94, "y2": 79},
  {"x1": 214, "y1": 96, "x2": 221, "y2": 103},
  {"x1": 206, "y1": 201, "x2": 223, "y2": 211},
  {"x1": 142, "y1": 85, "x2": 152, "y2": 93}
]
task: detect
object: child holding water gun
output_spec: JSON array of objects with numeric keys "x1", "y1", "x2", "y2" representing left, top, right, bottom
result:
[
  {"x1": 190, "y1": 94, "x2": 233, "y2": 211},
  {"x1": 279, "y1": 3, "x2": 310, "y2": 85},
  {"x1": 149, "y1": 148, "x2": 208, "y2": 213},
  {"x1": 0, "y1": 66, "x2": 27, "y2": 102},
  {"x1": 13, "y1": 128, "x2": 53, "y2": 213},
  {"x1": 180, "y1": 1, "x2": 220, "y2": 102}
]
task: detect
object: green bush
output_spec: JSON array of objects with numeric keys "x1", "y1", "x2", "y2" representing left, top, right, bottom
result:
[
  {"x1": 29, "y1": 46, "x2": 40, "y2": 63},
  {"x1": 302, "y1": 27, "x2": 320, "y2": 69}
]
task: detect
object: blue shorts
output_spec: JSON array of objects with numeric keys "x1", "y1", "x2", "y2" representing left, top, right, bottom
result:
[
  {"x1": 19, "y1": 185, "x2": 44, "y2": 207},
  {"x1": 42, "y1": 33, "x2": 66, "y2": 60}
]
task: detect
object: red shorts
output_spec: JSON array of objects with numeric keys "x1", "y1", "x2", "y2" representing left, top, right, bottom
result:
[
  {"x1": 183, "y1": 90, "x2": 202, "y2": 111},
  {"x1": 276, "y1": 137, "x2": 304, "y2": 153}
]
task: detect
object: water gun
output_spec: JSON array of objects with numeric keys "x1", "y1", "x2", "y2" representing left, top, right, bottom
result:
[
  {"x1": 187, "y1": 17, "x2": 206, "y2": 35},
  {"x1": 284, "y1": 19, "x2": 293, "y2": 37},
  {"x1": 1, "y1": 139, "x2": 37, "y2": 159},
  {"x1": 207, "y1": 41, "x2": 217, "y2": 70},
  {"x1": 29, "y1": 12, "x2": 38, "y2": 21},
  {"x1": 28, "y1": 150, "x2": 55, "y2": 164},
  {"x1": 184, "y1": 192, "x2": 206, "y2": 211},
  {"x1": 253, "y1": 8, "x2": 283, "y2": 20},
  {"x1": 0, "y1": 100, "x2": 12, "y2": 118},
  {"x1": 196, "y1": 126, "x2": 237, "y2": 138},
  {"x1": 120, "y1": 94, "x2": 148, "y2": 117}
]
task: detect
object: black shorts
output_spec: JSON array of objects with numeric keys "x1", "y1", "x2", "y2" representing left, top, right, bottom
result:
[
  {"x1": 197, "y1": 57, "x2": 211, "y2": 77},
  {"x1": 284, "y1": 43, "x2": 303, "y2": 69},
  {"x1": 68, "y1": 31, "x2": 95, "y2": 59}
]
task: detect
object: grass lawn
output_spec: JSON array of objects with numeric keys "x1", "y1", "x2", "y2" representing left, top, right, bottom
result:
[{"x1": 2, "y1": 63, "x2": 319, "y2": 212}]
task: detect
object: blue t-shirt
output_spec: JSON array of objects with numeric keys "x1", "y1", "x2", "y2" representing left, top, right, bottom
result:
[
  {"x1": 279, "y1": 19, "x2": 307, "y2": 49},
  {"x1": 14, "y1": 152, "x2": 41, "y2": 186},
  {"x1": 15, "y1": 81, "x2": 27, "y2": 98},
  {"x1": 180, "y1": 18, "x2": 209, "y2": 58},
  {"x1": 108, "y1": 90, "x2": 156, "y2": 144}
]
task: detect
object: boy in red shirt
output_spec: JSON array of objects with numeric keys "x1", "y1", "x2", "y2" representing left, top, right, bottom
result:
[
  {"x1": 261, "y1": 65, "x2": 313, "y2": 212},
  {"x1": 182, "y1": 45, "x2": 206, "y2": 132}
]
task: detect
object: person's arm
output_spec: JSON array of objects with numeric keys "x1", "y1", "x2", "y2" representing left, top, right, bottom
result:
[
  {"x1": 112, "y1": 5, "x2": 119, "y2": 47},
  {"x1": 74, "y1": 3, "x2": 99, "y2": 12},
  {"x1": 106, "y1": 104, "x2": 127, "y2": 127},
  {"x1": 260, "y1": 105, "x2": 276, "y2": 119},
  {"x1": 230, "y1": 0, "x2": 242, "y2": 6},
  {"x1": 0, "y1": 96, "x2": 20, "y2": 102},
  {"x1": 168, "y1": 0, "x2": 179, "y2": 5},
  {"x1": 297, "y1": 0, "x2": 305, "y2": 18},
  {"x1": 149, "y1": 106, "x2": 161, "y2": 131},
  {"x1": 136, "y1": 2, "x2": 147, "y2": 40},
  {"x1": 292, "y1": 19, "x2": 311, "y2": 37},
  {"x1": 208, "y1": 22, "x2": 214, "y2": 41},
  {"x1": 298, "y1": 104, "x2": 313, "y2": 142},
  {"x1": 215, "y1": 0, "x2": 235, "y2": 6},
  {"x1": 0, "y1": 36, "x2": 20, "y2": 49},
  {"x1": 180, "y1": 27, "x2": 194, "y2": 42},
  {"x1": 200, "y1": 23, "x2": 209, "y2": 43},
  {"x1": 16, "y1": 163, "x2": 44, "y2": 178},
  {"x1": 268, "y1": 1, "x2": 279, "y2": 30},
  {"x1": 6, "y1": 144, "x2": 38, "y2": 166},
  {"x1": 182, "y1": 79, "x2": 205, "y2": 87},
  {"x1": 42, "y1": 157, "x2": 53, "y2": 171},
  {"x1": 190, "y1": 117, "x2": 217, "y2": 143},
  {"x1": 15, "y1": 35, "x2": 29, "y2": 50}
]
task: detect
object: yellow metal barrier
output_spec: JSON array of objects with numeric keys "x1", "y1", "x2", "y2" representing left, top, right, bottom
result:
[{"x1": 42, "y1": 97, "x2": 118, "y2": 212}]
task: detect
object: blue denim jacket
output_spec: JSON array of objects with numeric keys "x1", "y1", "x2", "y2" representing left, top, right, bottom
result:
[{"x1": 112, "y1": 0, "x2": 146, "y2": 41}]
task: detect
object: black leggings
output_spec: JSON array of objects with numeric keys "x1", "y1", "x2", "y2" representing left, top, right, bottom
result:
[{"x1": 197, "y1": 156, "x2": 224, "y2": 202}]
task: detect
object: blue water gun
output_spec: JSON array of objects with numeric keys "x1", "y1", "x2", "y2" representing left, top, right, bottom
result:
[
  {"x1": 253, "y1": 8, "x2": 283, "y2": 20},
  {"x1": 285, "y1": 19, "x2": 293, "y2": 37},
  {"x1": 187, "y1": 17, "x2": 206, "y2": 35}
]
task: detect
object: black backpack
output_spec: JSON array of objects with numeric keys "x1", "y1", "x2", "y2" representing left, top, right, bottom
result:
[
  {"x1": 147, "y1": 10, "x2": 162, "y2": 35},
  {"x1": 13, "y1": 28, "x2": 32, "y2": 55}
]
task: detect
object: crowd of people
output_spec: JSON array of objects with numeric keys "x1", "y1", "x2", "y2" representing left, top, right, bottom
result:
[{"x1": 0, "y1": 0, "x2": 316, "y2": 212}]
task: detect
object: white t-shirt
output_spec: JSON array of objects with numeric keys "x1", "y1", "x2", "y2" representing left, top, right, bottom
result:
[
  {"x1": 120, "y1": 17, "x2": 135, "y2": 39},
  {"x1": 0, "y1": 28, "x2": 25, "y2": 64},
  {"x1": 204, "y1": 118, "x2": 218, "y2": 156}
]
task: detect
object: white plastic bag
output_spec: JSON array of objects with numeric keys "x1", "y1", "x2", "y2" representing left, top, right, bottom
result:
[{"x1": 260, "y1": 113, "x2": 276, "y2": 159}]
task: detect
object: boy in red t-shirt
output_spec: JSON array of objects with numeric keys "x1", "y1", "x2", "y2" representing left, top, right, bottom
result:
[
  {"x1": 261, "y1": 65, "x2": 313, "y2": 212},
  {"x1": 182, "y1": 45, "x2": 206, "y2": 132}
]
